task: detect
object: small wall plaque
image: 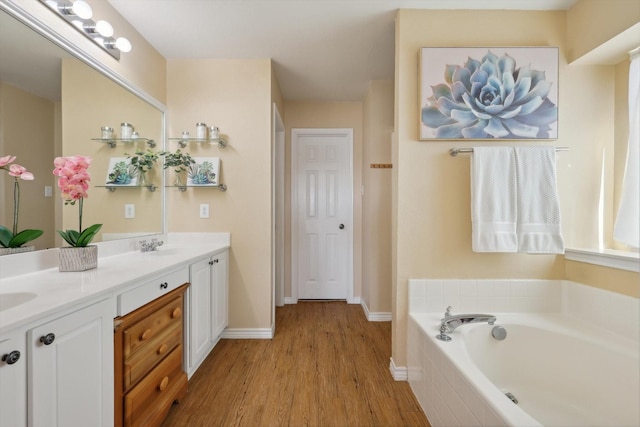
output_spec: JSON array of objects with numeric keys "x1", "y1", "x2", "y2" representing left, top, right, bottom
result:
[{"x1": 370, "y1": 163, "x2": 393, "y2": 169}]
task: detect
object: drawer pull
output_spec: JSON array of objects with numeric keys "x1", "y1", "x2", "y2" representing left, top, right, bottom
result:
[
  {"x1": 160, "y1": 282, "x2": 169, "y2": 290},
  {"x1": 140, "y1": 329, "x2": 153, "y2": 341},
  {"x1": 1, "y1": 350, "x2": 21, "y2": 365},
  {"x1": 40, "y1": 333, "x2": 55, "y2": 346},
  {"x1": 158, "y1": 376, "x2": 170, "y2": 391},
  {"x1": 157, "y1": 343, "x2": 169, "y2": 355},
  {"x1": 171, "y1": 307, "x2": 182, "y2": 319}
]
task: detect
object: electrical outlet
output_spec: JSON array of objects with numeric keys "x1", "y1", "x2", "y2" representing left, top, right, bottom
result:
[
  {"x1": 44, "y1": 186, "x2": 53, "y2": 197},
  {"x1": 125, "y1": 204, "x2": 135, "y2": 219},
  {"x1": 199, "y1": 204, "x2": 210, "y2": 219}
]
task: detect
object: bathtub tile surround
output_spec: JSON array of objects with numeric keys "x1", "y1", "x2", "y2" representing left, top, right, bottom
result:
[{"x1": 407, "y1": 279, "x2": 640, "y2": 427}]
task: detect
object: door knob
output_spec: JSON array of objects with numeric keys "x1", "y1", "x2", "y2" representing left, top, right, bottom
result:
[{"x1": 339, "y1": 224, "x2": 345, "y2": 230}]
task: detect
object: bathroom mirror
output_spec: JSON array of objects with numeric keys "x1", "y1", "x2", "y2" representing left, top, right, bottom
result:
[{"x1": 0, "y1": 7, "x2": 165, "y2": 252}]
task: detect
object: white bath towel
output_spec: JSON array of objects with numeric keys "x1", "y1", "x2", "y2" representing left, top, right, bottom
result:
[
  {"x1": 471, "y1": 147, "x2": 518, "y2": 252},
  {"x1": 514, "y1": 146, "x2": 564, "y2": 254}
]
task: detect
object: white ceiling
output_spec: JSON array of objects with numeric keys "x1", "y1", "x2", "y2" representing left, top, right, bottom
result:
[{"x1": 108, "y1": 0, "x2": 578, "y2": 101}]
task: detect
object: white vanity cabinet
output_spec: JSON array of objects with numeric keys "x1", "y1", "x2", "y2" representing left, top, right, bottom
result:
[
  {"x1": 28, "y1": 298, "x2": 114, "y2": 427},
  {"x1": 186, "y1": 249, "x2": 228, "y2": 376},
  {"x1": 0, "y1": 329, "x2": 27, "y2": 427}
]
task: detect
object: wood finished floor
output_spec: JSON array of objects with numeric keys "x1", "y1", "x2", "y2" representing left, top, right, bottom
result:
[{"x1": 162, "y1": 301, "x2": 430, "y2": 427}]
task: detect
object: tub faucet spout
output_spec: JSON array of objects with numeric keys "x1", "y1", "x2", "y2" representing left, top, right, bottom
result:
[{"x1": 439, "y1": 307, "x2": 496, "y2": 334}]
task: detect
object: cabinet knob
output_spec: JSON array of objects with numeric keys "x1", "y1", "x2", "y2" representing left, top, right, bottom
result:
[
  {"x1": 171, "y1": 307, "x2": 182, "y2": 319},
  {"x1": 157, "y1": 343, "x2": 169, "y2": 355},
  {"x1": 1, "y1": 350, "x2": 21, "y2": 365},
  {"x1": 209, "y1": 259, "x2": 219, "y2": 265},
  {"x1": 40, "y1": 333, "x2": 55, "y2": 346},
  {"x1": 140, "y1": 329, "x2": 153, "y2": 341},
  {"x1": 158, "y1": 376, "x2": 170, "y2": 392},
  {"x1": 160, "y1": 282, "x2": 169, "y2": 290}
]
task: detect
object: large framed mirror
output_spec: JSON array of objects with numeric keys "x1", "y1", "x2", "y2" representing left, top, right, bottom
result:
[{"x1": 0, "y1": 4, "x2": 165, "y2": 253}]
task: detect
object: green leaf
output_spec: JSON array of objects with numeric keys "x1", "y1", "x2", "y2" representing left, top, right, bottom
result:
[
  {"x1": 75, "y1": 224, "x2": 102, "y2": 247},
  {"x1": 8, "y1": 229, "x2": 43, "y2": 248},
  {"x1": 0, "y1": 226, "x2": 12, "y2": 247},
  {"x1": 57, "y1": 229, "x2": 77, "y2": 247}
]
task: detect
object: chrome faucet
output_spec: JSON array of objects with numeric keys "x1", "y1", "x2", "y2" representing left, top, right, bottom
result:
[
  {"x1": 436, "y1": 306, "x2": 497, "y2": 341},
  {"x1": 140, "y1": 238, "x2": 164, "y2": 252}
]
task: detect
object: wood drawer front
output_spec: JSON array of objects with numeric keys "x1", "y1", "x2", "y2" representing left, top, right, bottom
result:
[
  {"x1": 118, "y1": 267, "x2": 188, "y2": 316},
  {"x1": 123, "y1": 295, "x2": 183, "y2": 360},
  {"x1": 124, "y1": 321, "x2": 181, "y2": 391},
  {"x1": 124, "y1": 346, "x2": 187, "y2": 427}
]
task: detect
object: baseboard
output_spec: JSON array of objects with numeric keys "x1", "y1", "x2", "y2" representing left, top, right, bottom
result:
[
  {"x1": 348, "y1": 296, "x2": 361, "y2": 304},
  {"x1": 221, "y1": 326, "x2": 274, "y2": 339},
  {"x1": 389, "y1": 357, "x2": 408, "y2": 381},
  {"x1": 285, "y1": 297, "x2": 297, "y2": 304},
  {"x1": 361, "y1": 299, "x2": 392, "y2": 322}
]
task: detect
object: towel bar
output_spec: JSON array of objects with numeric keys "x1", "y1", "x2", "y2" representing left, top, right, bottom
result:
[{"x1": 450, "y1": 147, "x2": 569, "y2": 157}]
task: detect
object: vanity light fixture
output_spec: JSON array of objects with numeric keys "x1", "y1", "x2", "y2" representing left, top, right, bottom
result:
[{"x1": 39, "y1": 0, "x2": 132, "y2": 60}]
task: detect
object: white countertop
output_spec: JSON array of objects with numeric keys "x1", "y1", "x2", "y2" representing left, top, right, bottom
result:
[{"x1": 0, "y1": 233, "x2": 230, "y2": 334}]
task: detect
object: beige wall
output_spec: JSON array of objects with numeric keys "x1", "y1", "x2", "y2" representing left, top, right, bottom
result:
[
  {"x1": 167, "y1": 58, "x2": 276, "y2": 330},
  {"x1": 61, "y1": 59, "x2": 163, "y2": 241},
  {"x1": 565, "y1": 261, "x2": 639, "y2": 298},
  {"x1": 0, "y1": 82, "x2": 56, "y2": 249},
  {"x1": 392, "y1": 8, "x2": 620, "y2": 366},
  {"x1": 283, "y1": 101, "x2": 364, "y2": 301},
  {"x1": 567, "y1": 0, "x2": 640, "y2": 63},
  {"x1": 7, "y1": 0, "x2": 166, "y2": 103},
  {"x1": 362, "y1": 81, "x2": 394, "y2": 313}
]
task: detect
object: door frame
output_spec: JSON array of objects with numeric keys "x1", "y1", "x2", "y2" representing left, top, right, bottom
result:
[
  {"x1": 272, "y1": 104, "x2": 285, "y2": 323},
  {"x1": 291, "y1": 128, "x2": 354, "y2": 303}
]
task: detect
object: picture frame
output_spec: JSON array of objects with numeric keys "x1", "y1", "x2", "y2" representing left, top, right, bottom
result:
[
  {"x1": 419, "y1": 47, "x2": 559, "y2": 140},
  {"x1": 105, "y1": 157, "x2": 137, "y2": 186},
  {"x1": 188, "y1": 157, "x2": 220, "y2": 187}
]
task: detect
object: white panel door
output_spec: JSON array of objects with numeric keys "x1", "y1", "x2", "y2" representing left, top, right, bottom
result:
[{"x1": 293, "y1": 129, "x2": 352, "y2": 300}]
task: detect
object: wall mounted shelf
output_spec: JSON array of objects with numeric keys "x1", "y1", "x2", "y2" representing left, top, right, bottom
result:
[
  {"x1": 168, "y1": 184, "x2": 227, "y2": 193},
  {"x1": 168, "y1": 137, "x2": 226, "y2": 148},
  {"x1": 92, "y1": 138, "x2": 156, "y2": 148},
  {"x1": 96, "y1": 185, "x2": 157, "y2": 192}
]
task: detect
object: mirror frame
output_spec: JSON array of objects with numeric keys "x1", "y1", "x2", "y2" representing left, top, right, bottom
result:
[{"x1": 0, "y1": 0, "x2": 167, "y2": 245}]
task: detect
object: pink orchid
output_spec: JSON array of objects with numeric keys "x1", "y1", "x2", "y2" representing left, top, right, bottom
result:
[
  {"x1": 0, "y1": 155, "x2": 16, "y2": 167},
  {"x1": 8, "y1": 164, "x2": 34, "y2": 180},
  {"x1": 52, "y1": 155, "x2": 100, "y2": 247},
  {"x1": 0, "y1": 154, "x2": 42, "y2": 246}
]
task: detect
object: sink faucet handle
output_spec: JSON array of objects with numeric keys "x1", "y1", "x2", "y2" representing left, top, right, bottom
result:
[{"x1": 444, "y1": 306, "x2": 452, "y2": 318}]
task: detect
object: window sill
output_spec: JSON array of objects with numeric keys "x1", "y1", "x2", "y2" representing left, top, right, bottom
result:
[{"x1": 564, "y1": 248, "x2": 639, "y2": 273}]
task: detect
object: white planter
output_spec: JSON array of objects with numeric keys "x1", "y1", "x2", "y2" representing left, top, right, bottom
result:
[
  {"x1": 0, "y1": 246, "x2": 35, "y2": 256},
  {"x1": 59, "y1": 245, "x2": 98, "y2": 272}
]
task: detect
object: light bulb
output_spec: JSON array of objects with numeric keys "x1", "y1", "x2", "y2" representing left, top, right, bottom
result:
[
  {"x1": 115, "y1": 37, "x2": 132, "y2": 53},
  {"x1": 71, "y1": 0, "x2": 92, "y2": 19},
  {"x1": 94, "y1": 20, "x2": 114, "y2": 37}
]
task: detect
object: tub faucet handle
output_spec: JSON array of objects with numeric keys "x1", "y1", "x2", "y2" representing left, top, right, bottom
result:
[{"x1": 444, "y1": 306, "x2": 452, "y2": 318}]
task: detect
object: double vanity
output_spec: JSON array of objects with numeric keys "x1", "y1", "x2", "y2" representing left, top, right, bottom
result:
[{"x1": 0, "y1": 233, "x2": 230, "y2": 427}]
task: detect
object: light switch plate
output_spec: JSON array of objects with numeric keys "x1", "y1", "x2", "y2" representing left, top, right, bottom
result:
[
  {"x1": 125, "y1": 204, "x2": 135, "y2": 219},
  {"x1": 199, "y1": 204, "x2": 210, "y2": 218}
]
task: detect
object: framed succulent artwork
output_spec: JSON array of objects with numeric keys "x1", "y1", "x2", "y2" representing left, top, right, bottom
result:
[
  {"x1": 419, "y1": 47, "x2": 559, "y2": 140},
  {"x1": 105, "y1": 157, "x2": 137, "y2": 186},
  {"x1": 187, "y1": 157, "x2": 220, "y2": 186}
]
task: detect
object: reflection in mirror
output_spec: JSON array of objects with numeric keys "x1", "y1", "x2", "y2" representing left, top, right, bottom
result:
[{"x1": 0, "y1": 8, "x2": 164, "y2": 253}]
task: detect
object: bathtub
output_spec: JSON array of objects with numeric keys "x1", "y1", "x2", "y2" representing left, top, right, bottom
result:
[{"x1": 408, "y1": 312, "x2": 640, "y2": 427}]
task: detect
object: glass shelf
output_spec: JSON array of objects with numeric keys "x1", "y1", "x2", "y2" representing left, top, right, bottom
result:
[
  {"x1": 168, "y1": 137, "x2": 226, "y2": 148},
  {"x1": 92, "y1": 138, "x2": 156, "y2": 148},
  {"x1": 96, "y1": 185, "x2": 157, "y2": 192},
  {"x1": 167, "y1": 183, "x2": 227, "y2": 192}
]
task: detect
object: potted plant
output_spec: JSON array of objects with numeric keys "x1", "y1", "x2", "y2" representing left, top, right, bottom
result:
[
  {"x1": 0, "y1": 155, "x2": 43, "y2": 254},
  {"x1": 52, "y1": 155, "x2": 102, "y2": 271},
  {"x1": 160, "y1": 149, "x2": 195, "y2": 187},
  {"x1": 125, "y1": 149, "x2": 159, "y2": 186}
]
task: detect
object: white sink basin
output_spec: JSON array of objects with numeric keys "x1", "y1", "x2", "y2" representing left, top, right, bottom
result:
[
  {"x1": 0, "y1": 292, "x2": 37, "y2": 312},
  {"x1": 145, "y1": 248, "x2": 184, "y2": 256}
]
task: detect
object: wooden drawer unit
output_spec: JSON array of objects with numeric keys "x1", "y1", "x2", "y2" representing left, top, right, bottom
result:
[{"x1": 114, "y1": 284, "x2": 189, "y2": 427}]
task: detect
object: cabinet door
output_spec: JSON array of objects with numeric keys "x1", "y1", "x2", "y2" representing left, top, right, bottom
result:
[
  {"x1": 0, "y1": 330, "x2": 26, "y2": 427},
  {"x1": 188, "y1": 257, "x2": 213, "y2": 375},
  {"x1": 212, "y1": 250, "x2": 229, "y2": 341},
  {"x1": 28, "y1": 299, "x2": 114, "y2": 427}
]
